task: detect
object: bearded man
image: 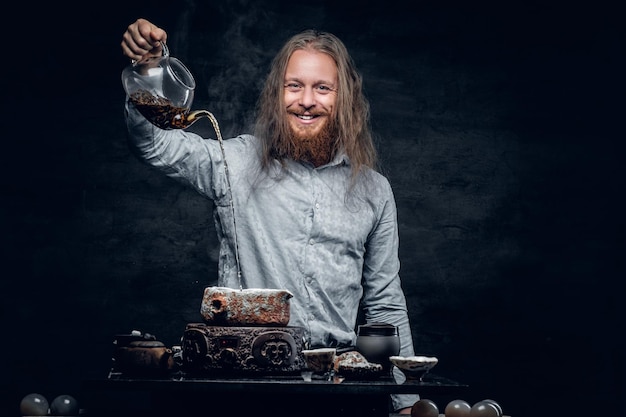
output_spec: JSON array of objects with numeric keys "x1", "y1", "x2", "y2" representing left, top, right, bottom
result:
[{"x1": 122, "y1": 18, "x2": 418, "y2": 414}]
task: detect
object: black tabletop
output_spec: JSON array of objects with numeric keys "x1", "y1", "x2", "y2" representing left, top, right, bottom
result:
[
  {"x1": 84, "y1": 373, "x2": 467, "y2": 396},
  {"x1": 83, "y1": 373, "x2": 468, "y2": 417}
]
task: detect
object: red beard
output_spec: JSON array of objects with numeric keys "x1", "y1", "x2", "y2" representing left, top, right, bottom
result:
[{"x1": 286, "y1": 115, "x2": 337, "y2": 167}]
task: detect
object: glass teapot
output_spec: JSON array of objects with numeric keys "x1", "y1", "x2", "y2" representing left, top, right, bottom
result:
[{"x1": 121, "y1": 43, "x2": 217, "y2": 132}]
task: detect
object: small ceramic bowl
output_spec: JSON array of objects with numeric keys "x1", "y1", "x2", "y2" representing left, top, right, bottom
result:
[
  {"x1": 389, "y1": 355, "x2": 438, "y2": 380},
  {"x1": 302, "y1": 348, "x2": 336, "y2": 373}
]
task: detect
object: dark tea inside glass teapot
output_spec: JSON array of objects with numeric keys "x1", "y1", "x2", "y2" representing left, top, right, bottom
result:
[{"x1": 121, "y1": 43, "x2": 217, "y2": 132}]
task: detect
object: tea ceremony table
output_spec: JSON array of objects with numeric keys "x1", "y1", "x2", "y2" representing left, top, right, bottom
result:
[{"x1": 82, "y1": 374, "x2": 467, "y2": 417}]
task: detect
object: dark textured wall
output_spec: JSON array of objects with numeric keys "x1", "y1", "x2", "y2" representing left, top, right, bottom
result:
[{"x1": 2, "y1": 1, "x2": 623, "y2": 416}]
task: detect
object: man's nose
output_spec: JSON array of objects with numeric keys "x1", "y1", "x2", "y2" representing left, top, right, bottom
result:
[{"x1": 299, "y1": 86, "x2": 316, "y2": 108}]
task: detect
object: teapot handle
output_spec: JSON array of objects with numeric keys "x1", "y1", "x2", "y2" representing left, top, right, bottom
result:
[
  {"x1": 160, "y1": 41, "x2": 169, "y2": 58},
  {"x1": 130, "y1": 42, "x2": 169, "y2": 66}
]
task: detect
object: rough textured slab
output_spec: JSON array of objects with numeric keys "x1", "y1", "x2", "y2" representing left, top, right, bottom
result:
[{"x1": 200, "y1": 287, "x2": 293, "y2": 326}]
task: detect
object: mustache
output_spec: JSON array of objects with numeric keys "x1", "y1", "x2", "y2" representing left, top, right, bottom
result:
[
  {"x1": 291, "y1": 111, "x2": 326, "y2": 117},
  {"x1": 286, "y1": 107, "x2": 328, "y2": 117}
]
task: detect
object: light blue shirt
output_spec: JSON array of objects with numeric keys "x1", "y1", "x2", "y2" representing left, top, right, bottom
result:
[{"x1": 125, "y1": 103, "x2": 419, "y2": 410}]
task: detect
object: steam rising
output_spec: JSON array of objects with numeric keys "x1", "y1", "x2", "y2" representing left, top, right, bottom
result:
[
  {"x1": 166, "y1": 0, "x2": 331, "y2": 139},
  {"x1": 203, "y1": 1, "x2": 277, "y2": 138}
]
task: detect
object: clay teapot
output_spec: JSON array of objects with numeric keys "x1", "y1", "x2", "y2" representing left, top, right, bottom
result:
[{"x1": 112, "y1": 331, "x2": 176, "y2": 376}]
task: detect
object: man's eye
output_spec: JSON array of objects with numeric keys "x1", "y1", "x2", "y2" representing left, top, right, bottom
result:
[
  {"x1": 316, "y1": 85, "x2": 334, "y2": 94},
  {"x1": 285, "y1": 83, "x2": 302, "y2": 91}
]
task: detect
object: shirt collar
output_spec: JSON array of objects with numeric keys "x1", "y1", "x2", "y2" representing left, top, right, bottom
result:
[{"x1": 316, "y1": 150, "x2": 350, "y2": 169}]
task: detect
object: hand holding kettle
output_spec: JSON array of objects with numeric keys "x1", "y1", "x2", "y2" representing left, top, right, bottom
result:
[
  {"x1": 120, "y1": 19, "x2": 221, "y2": 132},
  {"x1": 121, "y1": 18, "x2": 168, "y2": 62}
]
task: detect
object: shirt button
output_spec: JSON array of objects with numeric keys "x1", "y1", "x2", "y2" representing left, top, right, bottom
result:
[
  {"x1": 309, "y1": 239, "x2": 315, "y2": 245},
  {"x1": 315, "y1": 203, "x2": 320, "y2": 209}
]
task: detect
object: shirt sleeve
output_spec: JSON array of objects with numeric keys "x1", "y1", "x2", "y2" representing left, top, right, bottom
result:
[
  {"x1": 124, "y1": 100, "x2": 227, "y2": 201},
  {"x1": 360, "y1": 180, "x2": 419, "y2": 410}
]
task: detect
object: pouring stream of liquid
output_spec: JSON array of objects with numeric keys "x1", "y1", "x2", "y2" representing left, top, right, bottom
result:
[
  {"x1": 128, "y1": 92, "x2": 244, "y2": 290},
  {"x1": 192, "y1": 110, "x2": 243, "y2": 291}
]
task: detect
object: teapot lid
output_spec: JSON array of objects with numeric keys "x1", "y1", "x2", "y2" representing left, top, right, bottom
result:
[{"x1": 357, "y1": 322, "x2": 398, "y2": 336}]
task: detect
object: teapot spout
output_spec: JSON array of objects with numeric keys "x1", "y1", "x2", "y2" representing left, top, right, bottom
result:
[
  {"x1": 186, "y1": 110, "x2": 212, "y2": 125},
  {"x1": 186, "y1": 110, "x2": 223, "y2": 141}
]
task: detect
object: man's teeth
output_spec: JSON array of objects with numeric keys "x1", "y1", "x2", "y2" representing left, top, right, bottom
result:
[{"x1": 298, "y1": 115, "x2": 315, "y2": 120}]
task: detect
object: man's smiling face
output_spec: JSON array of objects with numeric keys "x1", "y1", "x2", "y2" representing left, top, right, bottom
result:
[{"x1": 283, "y1": 49, "x2": 338, "y2": 143}]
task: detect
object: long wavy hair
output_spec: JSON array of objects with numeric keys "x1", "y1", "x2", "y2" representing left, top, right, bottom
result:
[{"x1": 254, "y1": 30, "x2": 378, "y2": 181}]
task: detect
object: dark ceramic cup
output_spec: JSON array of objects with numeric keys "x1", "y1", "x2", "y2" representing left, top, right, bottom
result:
[{"x1": 355, "y1": 323, "x2": 400, "y2": 373}]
